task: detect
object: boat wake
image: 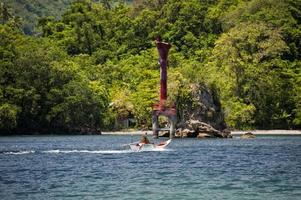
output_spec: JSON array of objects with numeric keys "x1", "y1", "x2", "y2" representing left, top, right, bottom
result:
[
  {"x1": 3, "y1": 150, "x2": 35, "y2": 155},
  {"x1": 42, "y1": 149, "x2": 134, "y2": 154},
  {"x1": 1, "y1": 148, "x2": 172, "y2": 155},
  {"x1": 43, "y1": 148, "x2": 172, "y2": 154}
]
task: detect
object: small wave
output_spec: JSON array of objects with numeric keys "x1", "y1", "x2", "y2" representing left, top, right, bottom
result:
[
  {"x1": 42, "y1": 149, "x2": 133, "y2": 154},
  {"x1": 43, "y1": 150, "x2": 60, "y2": 153},
  {"x1": 3, "y1": 150, "x2": 35, "y2": 155}
]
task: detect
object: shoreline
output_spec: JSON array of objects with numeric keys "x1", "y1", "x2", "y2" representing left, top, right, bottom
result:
[
  {"x1": 230, "y1": 130, "x2": 301, "y2": 135},
  {"x1": 102, "y1": 130, "x2": 153, "y2": 135},
  {"x1": 1, "y1": 130, "x2": 300, "y2": 136},
  {"x1": 102, "y1": 130, "x2": 301, "y2": 136}
]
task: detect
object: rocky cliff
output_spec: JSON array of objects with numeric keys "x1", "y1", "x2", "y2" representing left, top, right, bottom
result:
[{"x1": 175, "y1": 84, "x2": 231, "y2": 138}]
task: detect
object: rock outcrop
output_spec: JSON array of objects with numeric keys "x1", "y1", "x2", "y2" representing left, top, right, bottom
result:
[
  {"x1": 175, "y1": 119, "x2": 232, "y2": 138},
  {"x1": 173, "y1": 84, "x2": 230, "y2": 138},
  {"x1": 241, "y1": 132, "x2": 255, "y2": 139},
  {"x1": 180, "y1": 84, "x2": 227, "y2": 131},
  {"x1": 159, "y1": 83, "x2": 231, "y2": 138}
]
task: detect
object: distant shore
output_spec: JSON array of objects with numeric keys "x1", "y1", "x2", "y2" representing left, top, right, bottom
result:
[
  {"x1": 102, "y1": 130, "x2": 301, "y2": 136},
  {"x1": 231, "y1": 130, "x2": 301, "y2": 135},
  {"x1": 1, "y1": 129, "x2": 300, "y2": 136},
  {"x1": 102, "y1": 130, "x2": 153, "y2": 135}
]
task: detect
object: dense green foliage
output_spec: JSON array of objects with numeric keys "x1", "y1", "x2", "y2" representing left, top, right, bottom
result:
[
  {"x1": 1, "y1": 0, "x2": 301, "y2": 133},
  {"x1": 1, "y1": 0, "x2": 74, "y2": 34}
]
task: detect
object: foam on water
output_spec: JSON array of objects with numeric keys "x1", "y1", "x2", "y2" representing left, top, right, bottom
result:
[
  {"x1": 3, "y1": 150, "x2": 35, "y2": 155},
  {"x1": 42, "y1": 148, "x2": 172, "y2": 154},
  {"x1": 1, "y1": 148, "x2": 172, "y2": 155},
  {"x1": 42, "y1": 149, "x2": 134, "y2": 154}
]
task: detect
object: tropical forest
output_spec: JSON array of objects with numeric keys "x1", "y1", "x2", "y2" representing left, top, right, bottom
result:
[{"x1": 1, "y1": 0, "x2": 301, "y2": 134}]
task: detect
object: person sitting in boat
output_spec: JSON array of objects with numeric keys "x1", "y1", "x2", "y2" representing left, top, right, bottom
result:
[
  {"x1": 139, "y1": 133, "x2": 150, "y2": 144},
  {"x1": 157, "y1": 140, "x2": 166, "y2": 146}
]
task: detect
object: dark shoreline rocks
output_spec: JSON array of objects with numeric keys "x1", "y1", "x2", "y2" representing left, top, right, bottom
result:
[
  {"x1": 241, "y1": 132, "x2": 255, "y2": 139},
  {"x1": 175, "y1": 119, "x2": 232, "y2": 138}
]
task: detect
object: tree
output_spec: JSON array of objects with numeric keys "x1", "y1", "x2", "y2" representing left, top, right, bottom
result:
[
  {"x1": 292, "y1": 61, "x2": 301, "y2": 127},
  {"x1": 210, "y1": 22, "x2": 290, "y2": 129},
  {"x1": 0, "y1": 20, "x2": 23, "y2": 132},
  {"x1": 220, "y1": 0, "x2": 301, "y2": 60}
]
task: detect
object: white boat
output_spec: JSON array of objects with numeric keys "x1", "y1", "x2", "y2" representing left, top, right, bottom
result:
[{"x1": 129, "y1": 139, "x2": 172, "y2": 151}]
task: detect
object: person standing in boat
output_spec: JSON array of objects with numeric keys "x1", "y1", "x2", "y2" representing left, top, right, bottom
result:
[{"x1": 139, "y1": 133, "x2": 150, "y2": 144}]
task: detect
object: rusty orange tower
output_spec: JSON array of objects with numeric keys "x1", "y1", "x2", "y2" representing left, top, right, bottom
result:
[{"x1": 152, "y1": 37, "x2": 176, "y2": 138}]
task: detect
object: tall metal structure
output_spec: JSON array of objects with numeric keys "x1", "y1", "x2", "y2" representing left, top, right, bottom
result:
[{"x1": 152, "y1": 37, "x2": 177, "y2": 138}]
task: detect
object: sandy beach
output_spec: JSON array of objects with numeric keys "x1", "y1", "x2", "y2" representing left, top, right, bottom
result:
[{"x1": 231, "y1": 130, "x2": 301, "y2": 135}]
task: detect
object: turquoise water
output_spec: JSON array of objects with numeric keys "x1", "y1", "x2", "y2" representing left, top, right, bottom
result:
[{"x1": 1, "y1": 135, "x2": 301, "y2": 199}]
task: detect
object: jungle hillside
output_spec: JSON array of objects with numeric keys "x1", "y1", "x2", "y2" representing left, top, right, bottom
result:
[{"x1": 1, "y1": 0, "x2": 301, "y2": 134}]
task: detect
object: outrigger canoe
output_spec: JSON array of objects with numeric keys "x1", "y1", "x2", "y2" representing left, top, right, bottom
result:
[{"x1": 129, "y1": 139, "x2": 172, "y2": 151}]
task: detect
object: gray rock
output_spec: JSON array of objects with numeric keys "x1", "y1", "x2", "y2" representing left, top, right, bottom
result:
[
  {"x1": 177, "y1": 84, "x2": 226, "y2": 131},
  {"x1": 175, "y1": 128, "x2": 196, "y2": 138},
  {"x1": 241, "y1": 132, "x2": 256, "y2": 139},
  {"x1": 175, "y1": 119, "x2": 231, "y2": 138},
  {"x1": 197, "y1": 133, "x2": 214, "y2": 138}
]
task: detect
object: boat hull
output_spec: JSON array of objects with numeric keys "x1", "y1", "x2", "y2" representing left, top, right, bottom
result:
[{"x1": 129, "y1": 139, "x2": 171, "y2": 151}]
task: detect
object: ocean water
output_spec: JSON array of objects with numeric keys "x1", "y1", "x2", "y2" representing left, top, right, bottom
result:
[{"x1": 1, "y1": 135, "x2": 301, "y2": 200}]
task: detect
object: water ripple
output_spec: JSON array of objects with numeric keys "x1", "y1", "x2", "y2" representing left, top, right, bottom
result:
[{"x1": 1, "y1": 135, "x2": 301, "y2": 200}]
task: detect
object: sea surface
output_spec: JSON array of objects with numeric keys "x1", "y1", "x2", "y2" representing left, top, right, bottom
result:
[{"x1": 1, "y1": 134, "x2": 301, "y2": 200}]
